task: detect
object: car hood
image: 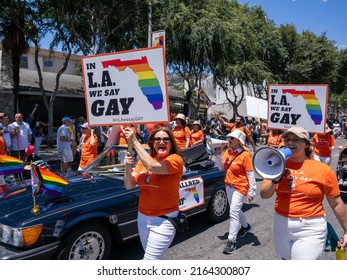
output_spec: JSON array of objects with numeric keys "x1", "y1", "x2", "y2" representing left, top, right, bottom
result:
[{"x1": 0, "y1": 171, "x2": 134, "y2": 227}]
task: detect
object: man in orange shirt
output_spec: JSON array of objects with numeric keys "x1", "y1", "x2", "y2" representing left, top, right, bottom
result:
[
  {"x1": 217, "y1": 115, "x2": 256, "y2": 153},
  {"x1": 78, "y1": 123, "x2": 98, "y2": 171},
  {"x1": 312, "y1": 125, "x2": 335, "y2": 166}
]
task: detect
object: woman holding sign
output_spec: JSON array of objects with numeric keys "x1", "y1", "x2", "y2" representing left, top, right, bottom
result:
[{"x1": 123, "y1": 126, "x2": 184, "y2": 260}]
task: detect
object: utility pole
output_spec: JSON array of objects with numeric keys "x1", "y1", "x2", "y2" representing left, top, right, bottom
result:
[{"x1": 148, "y1": 1, "x2": 152, "y2": 47}]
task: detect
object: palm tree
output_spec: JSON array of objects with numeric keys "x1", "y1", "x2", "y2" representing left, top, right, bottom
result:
[{"x1": 1, "y1": 13, "x2": 29, "y2": 113}]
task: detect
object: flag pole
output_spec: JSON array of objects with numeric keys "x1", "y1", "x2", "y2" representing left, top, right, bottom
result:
[
  {"x1": 30, "y1": 162, "x2": 41, "y2": 213},
  {"x1": 31, "y1": 195, "x2": 40, "y2": 213}
]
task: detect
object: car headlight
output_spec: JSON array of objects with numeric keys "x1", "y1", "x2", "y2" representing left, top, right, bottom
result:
[{"x1": 0, "y1": 223, "x2": 43, "y2": 247}]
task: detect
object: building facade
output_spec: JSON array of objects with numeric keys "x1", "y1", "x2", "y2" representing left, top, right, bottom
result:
[{"x1": 0, "y1": 45, "x2": 185, "y2": 125}]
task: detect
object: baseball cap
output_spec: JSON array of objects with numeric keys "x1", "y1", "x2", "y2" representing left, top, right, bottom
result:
[
  {"x1": 62, "y1": 116, "x2": 72, "y2": 123},
  {"x1": 282, "y1": 126, "x2": 310, "y2": 141},
  {"x1": 80, "y1": 122, "x2": 91, "y2": 129},
  {"x1": 227, "y1": 129, "x2": 246, "y2": 145}
]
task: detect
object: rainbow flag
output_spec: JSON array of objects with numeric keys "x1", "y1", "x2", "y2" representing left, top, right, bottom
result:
[
  {"x1": 0, "y1": 155, "x2": 24, "y2": 175},
  {"x1": 31, "y1": 164, "x2": 69, "y2": 196}
]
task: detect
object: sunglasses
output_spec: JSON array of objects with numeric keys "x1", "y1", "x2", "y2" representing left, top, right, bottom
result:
[
  {"x1": 153, "y1": 137, "x2": 171, "y2": 144},
  {"x1": 228, "y1": 137, "x2": 235, "y2": 140}
]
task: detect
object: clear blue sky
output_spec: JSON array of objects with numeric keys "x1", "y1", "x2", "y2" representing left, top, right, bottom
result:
[{"x1": 238, "y1": 0, "x2": 347, "y2": 49}]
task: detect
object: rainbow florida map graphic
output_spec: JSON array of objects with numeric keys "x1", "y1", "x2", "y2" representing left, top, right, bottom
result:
[
  {"x1": 102, "y1": 56, "x2": 163, "y2": 110},
  {"x1": 267, "y1": 84, "x2": 328, "y2": 134},
  {"x1": 282, "y1": 88, "x2": 323, "y2": 125}
]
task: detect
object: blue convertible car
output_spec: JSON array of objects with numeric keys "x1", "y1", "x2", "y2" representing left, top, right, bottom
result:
[{"x1": 0, "y1": 144, "x2": 228, "y2": 260}]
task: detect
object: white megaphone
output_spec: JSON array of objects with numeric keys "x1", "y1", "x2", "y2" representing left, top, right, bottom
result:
[
  {"x1": 206, "y1": 138, "x2": 228, "y2": 154},
  {"x1": 252, "y1": 146, "x2": 292, "y2": 179}
]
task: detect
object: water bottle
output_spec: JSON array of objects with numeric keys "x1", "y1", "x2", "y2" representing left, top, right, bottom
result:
[{"x1": 336, "y1": 246, "x2": 346, "y2": 260}]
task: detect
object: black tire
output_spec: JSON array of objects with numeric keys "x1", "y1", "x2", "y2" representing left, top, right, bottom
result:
[
  {"x1": 206, "y1": 188, "x2": 229, "y2": 223},
  {"x1": 56, "y1": 222, "x2": 112, "y2": 260}
]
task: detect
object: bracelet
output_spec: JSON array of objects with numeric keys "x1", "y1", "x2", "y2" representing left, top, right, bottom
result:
[{"x1": 271, "y1": 177, "x2": 282, "y2": 184}]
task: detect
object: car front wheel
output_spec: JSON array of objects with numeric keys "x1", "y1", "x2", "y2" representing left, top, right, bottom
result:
[
  {"x1": 206, "y1": 188, "x2": 229, "y2": 223},
  {"x1": 56, "y1": 222, "x2": 112, "y2": 260}
]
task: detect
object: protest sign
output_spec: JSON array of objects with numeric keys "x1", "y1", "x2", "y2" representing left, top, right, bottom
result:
[
  {"x1": 267, "y1": 84, "x2": 328, "y2": 134},
  {"x1": 179, "y1": 176, "x2": 204, "y2": 211},
  {"x1": 81, "y1": 47, "x2": 170, "y2": 126},
  {"x1": 246, "y1": 95, "x2": 268, "y2": 120},
  {"x1": 152, "y1": 30, "x2": 165, "y2": 48}
]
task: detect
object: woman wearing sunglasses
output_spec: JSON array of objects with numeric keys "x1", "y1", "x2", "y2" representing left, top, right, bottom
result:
[
  {"x1": 123, "y1": 125, "x2": 183, "y2": 260},
  {"x1": 220, "y1": 129, "x2": 257, "y2": 254},
  {"x1": 260, "y1": 126, "x2": 347, "y2": 259}
]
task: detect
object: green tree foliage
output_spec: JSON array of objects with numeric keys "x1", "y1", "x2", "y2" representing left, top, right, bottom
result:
[
  {"x1": 210, "y1": 2, "x2": 277, "y2": 115},
  {"x1": 2, "y1": 0, "x2": 347, "y2": 123},
  {"x1": 283, "y1": 30, "x2": 339, "y2": 84},
  {"x1": 50, "y1": 0, "x2": 149, "y2": 55},
  {"x1": 0, "y1": 1, "x2": 30, "y2": 112}
]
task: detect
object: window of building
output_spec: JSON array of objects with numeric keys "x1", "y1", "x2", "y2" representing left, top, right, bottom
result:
[
  {"x1": 44, "y1": 59, "x2": 53, "y2": 67},
  {"x1": 20, "y1": 56, "x2": 28, "y2": 69}
]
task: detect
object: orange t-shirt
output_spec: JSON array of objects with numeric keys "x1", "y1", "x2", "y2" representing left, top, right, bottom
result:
[
  {"x1": 172, "y1": 126, "x2": 191, "y2": 150},
  {"x1": 225, "y1": 123, "x2": 251, "y2": 144},
  {"x1": 190, "y1": 130, "x2": 204, "y2": 146},
  {"x1": 119, "y1": 126, "x2": 137, "y2": 145},
  {"x1": 0, "y1": 137, "x2": 5, "y2": 155},
  {"x1": 312, "y1": 133, "x2": 335, "y2": 157},
  {"x1": 133, "y1": 154, "x2": 184, "y2": 216},
  {"x1": 145, "y1": 123, "x2": 166, "y2": 136},
  {"x1": 267, "y1": 133, "x2": 282, "y2": 147},
  {"x1": 79, "y1": 134, "x2": 98, "y2": 169},
  {"x1": 222, "y1": 149, "x2": 254, "y2": 196},
  {"x1": 264, "y1": 158, "x2": 340, "y2": 218}
]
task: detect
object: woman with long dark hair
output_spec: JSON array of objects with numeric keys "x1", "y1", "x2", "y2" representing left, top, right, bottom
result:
[{"x1": 123, "y1": 126, "x2": 183, "y2": 260}]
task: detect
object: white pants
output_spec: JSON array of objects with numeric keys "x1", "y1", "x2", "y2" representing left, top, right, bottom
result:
[
  {"x1": 137, "y1": 211, "x2": 177, "y2": 260},
  {"x1": 313, "y1": 154, "x2": 332, "y2": 166},
  {"x1": 225, "y1": 186, "x2": 248, "y2": 242},
  {"x1": 274, "y1": 213, "x2": 327, "y2": 260}
]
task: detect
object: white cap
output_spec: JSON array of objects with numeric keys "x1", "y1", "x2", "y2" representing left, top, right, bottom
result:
[{"x1": 226, "y1": 129, "x2": 246, "y2": 145}]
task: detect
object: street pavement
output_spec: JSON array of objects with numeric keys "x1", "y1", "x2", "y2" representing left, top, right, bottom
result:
[
  {"x1": 110, "y1": 137, "x2": 347, "y2": 260},
  {"x1": 37, "y1": 138, "x2": 347, "y2": 260}
]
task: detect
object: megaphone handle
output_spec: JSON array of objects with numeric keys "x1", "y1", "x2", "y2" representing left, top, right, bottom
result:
[{"x1": 272, "y1": 168, "x2": 290, "y2": 184}]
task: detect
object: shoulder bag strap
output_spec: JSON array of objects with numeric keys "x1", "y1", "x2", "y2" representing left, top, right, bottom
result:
[{"x1": 227, "y1": 151, "x2": 244, "y2": 170}]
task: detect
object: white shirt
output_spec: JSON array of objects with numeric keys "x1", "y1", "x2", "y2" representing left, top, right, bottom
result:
[
  {"x1": 57, "y1": 124, "x2": 72, "y2": 153},
  {"x1": 8, "y1": 121, "x2": 32, "y2": 150}
]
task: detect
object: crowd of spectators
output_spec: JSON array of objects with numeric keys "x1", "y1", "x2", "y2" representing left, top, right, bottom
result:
[{"x1": 2, "y1": 108, "x2": 347, "y2": 175}]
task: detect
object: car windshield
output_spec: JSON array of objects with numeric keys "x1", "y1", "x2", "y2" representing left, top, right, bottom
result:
[{"x1": 84, "y1": 144, "x2": 149, "y2": 176}]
